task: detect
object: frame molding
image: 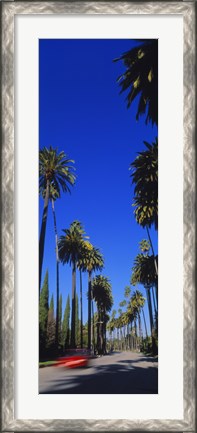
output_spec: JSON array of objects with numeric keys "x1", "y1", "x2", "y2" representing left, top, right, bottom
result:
[{"x1": 1, "y1": 1, "x2": 196, "y2": 431}]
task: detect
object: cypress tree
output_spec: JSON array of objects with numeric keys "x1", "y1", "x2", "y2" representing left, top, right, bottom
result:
[
  {"x1": 46, "y1": 294, "x2": 56, "y2": 356},
  {"x1": 39, "y1": 270, "x2": 49, "y2": 359},
  {"x1": 50, "y1": 294, "x2": 54, "y2": 312},
  {"x1": 62, "y1": 295, "x2": 70, "y2": 351},
  {"x1": 58, "y1": 294, "x2": 62, "y2": 350}
]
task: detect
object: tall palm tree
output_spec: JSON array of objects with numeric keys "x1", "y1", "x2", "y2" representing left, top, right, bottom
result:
[
  {"x1": 108, "y1": 309, "x2": 116, "y2": 351},
  {"x1": 131, "y1": 253, "x2": 157, "y2": 335},
  {"x1": 92, "y1": 275, "x2": 113, "y2": 354},
  {"x1": 130, "y1": 139, "x2": 158, "y2": 275},
  {"x1": 39, "y1": 146, "x2": 75, "y2": 294},
  {"x1": 58, "y1": 221, "x2": 86, "y2": 348},
  {"x1": 131, "y1": 290, "x2": 146, "y2": 339},
  {"x1": 118, "y1": 308, "x2": 123, "y2": 350},
  {"x1": 114, "y1": 39, "x2": 158, "y2": 125},
  {"x1": 77, "y1": 241, "x2": 92, "y2": 349},
  {"x1": 126, "y1": 303, "x2": 135, "y2": 350},
  {"x1": 124, "y1": 286, "x2": 131, "y2": 300},
  {"x1": 139, "y1": 239, "x2": 151, "y2": 253},
  {"x1": 130, "y1": 139, "x2": 158, "y2": 230},
  {"x1": 40, "y1": 183, "x2": 60, "y2": 349},
  {"x1": 78, "y1": 242, "x2": 104, "y2": 350},
  {"x1": 79, "y1": 269, "x2": 83, "y2": 348}
]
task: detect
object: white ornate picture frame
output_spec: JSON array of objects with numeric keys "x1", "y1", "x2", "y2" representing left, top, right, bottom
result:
[{"x1": 1, "y1": 1, "x2": 196, "y2": 431}]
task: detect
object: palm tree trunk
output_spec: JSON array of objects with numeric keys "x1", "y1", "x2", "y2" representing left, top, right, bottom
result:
[
  {"x1": 99, "y1": 314, "x2": 104, "y2": 354},
  {"x1": 142, "y1": 309, "x2": 148, "y2": 338},
  {"x1": 51, "y1": 198, "x2": 60, "y2": 352},
  {"x1": 151, "y1": 286, "x2": 157, "y2": 317},
  {"x1": 97, "y1": 310, "x2": 102, "y2": 354},
  {"x1": 146, "y1": 226, "x2": 158, "y2": 276},
  {"x1": 103, "y1": 321, "x2": 106, "y2": 354},
  {"x1": 145, "y1": 287, "x2": 154, "y2": 334},
  {"x1": 138, "y1": 312, "x2": 142, "y2": 338},
  {"x1": 96, "y1": 315, "x2": 100, "y2": 354},
  {"x1": 123, "y1": 326, "x2": 126, "y2": 350},
  {"x1": 130, "y1": 322, "x2": 133, "y2": 350},
  {"x1": 88, "y1": 271, "x2": 92, "y2": 350},
  {"x1": 71, "y1": 261, "x2": 76, "y2": 348},
  {"x1": 134, "y1": 318, "x2": 137, "y2": 337},
  {"x1": 127, "y1": 324, "x2": 129, "y2": 350},
  {"x1": 92, "y1": 300, "x2": 95, "y2": 353},
  {"x1": 39, "y1": 179, "x2": 50, "y2": 294},
  {"x1": 80, "y1": 270, "x2": 83, "y2": 348},
  {"x1": 155, "y1": 284, "x2": 158, "y2": 309}
]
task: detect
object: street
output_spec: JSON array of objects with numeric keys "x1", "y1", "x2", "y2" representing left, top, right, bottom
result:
[{"x1": 39, "y1": 351, "x2": 158, "y2": 394}]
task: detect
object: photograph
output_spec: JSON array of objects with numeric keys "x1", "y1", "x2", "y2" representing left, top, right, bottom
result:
[
  {"x1": 1, "y1": 1, "x2": 195, "y2": 430},
  {"x1": 39, "y1": 38, "x2": 158, "y2": 394}
]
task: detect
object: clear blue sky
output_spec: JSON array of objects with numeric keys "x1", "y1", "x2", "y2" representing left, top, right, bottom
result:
[{"x1": 39, "y1": 39, "x2": 158, "y2": 334}]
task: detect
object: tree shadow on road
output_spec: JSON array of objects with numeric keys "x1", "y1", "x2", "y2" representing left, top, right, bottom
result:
[
  {"x1": 118, "y1": 356, "x2": 158, "y2": 364},
  {"x1": 39, "y1": 360, "x2": 158, "y2": 394}
]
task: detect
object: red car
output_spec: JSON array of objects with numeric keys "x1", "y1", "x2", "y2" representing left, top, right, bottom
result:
[{"x1": 55, "y1": 349, "x2": 91, "y2": 369}]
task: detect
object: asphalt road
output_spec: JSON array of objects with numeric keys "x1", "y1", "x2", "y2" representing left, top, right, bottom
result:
[{"x1": 39, "y1": 351, "x2": 158, "y2": 394}]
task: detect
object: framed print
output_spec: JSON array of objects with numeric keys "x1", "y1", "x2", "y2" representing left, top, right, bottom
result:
[{"x1": 1, "y1": 1, "x2": 196, "y2": 431}]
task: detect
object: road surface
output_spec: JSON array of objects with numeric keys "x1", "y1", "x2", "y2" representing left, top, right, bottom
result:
[{"x1": 39, "y1": 351, "x2": 158, "y2": 394}]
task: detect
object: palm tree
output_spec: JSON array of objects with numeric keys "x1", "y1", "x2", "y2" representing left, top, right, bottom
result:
[
  {"x1": 118, "y1": 308, "x2": 123, "y2": 350},
  {"x1": 79, "y1": 268, "x2": 83, "y2": 348},
  {"x1": 123, "y1": 288, "x2": 131, "y2": 347},
  {"x1": 77, "y1": 241, "x2": 92, "y2": 349},
  {"x1": 130, "y1": 139, "x2": 158, "y2": 275},
  {"x1": 39, "y1": 146, "x2": 75, "y2": 294},
  {"x1": 124, "y1": 286, "x2": 131, "y2": 300},
  {"x1": 92, "y1": 275, "x2": 113, "y2": 354},
  {"x1": 131, "y1": 253, "x2": 157, "y2": 335},
  {"x1": 136, "y1": 240, "x2": 158, "y2": 308},
  {"x1": 40, "y1": 183, "x2": 60, "y2": 350},
  {"x1": 78, "y1": 242, "x2": 104, "y2": 350},
  {"x1": 131, "y1": 290, "x2": 146, "y2": 339},
  {"x1": 126, "y1": 303, "x2": 135, "y2": 350},
  {"x1": 114, "y1": 39, "x2": 158, "y2": 125},
  {"x1": 58, "y1": 221, "x2": 86, "y2": 348},
  {"x1": 130, "y1": 139, "x2": 158, "y2": 230},
  {"x1": 122, "y1": 311, "x2": 130, "y2": 350},
  {"x1": 139, "y1": 239, "x2": 151, "y2": 253},
  {"x1": 108, "y1": 310, "x2": 116, "y2": 351}
]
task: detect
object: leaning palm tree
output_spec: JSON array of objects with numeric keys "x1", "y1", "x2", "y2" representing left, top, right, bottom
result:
[
  {"x1": 39, "y1": 146, "x2": 75, "y2": 293},
  {"x1": 114, "y1": 39, "x2": 158, "y2": 125},
  {"x1": 92, "y1": 275, "x2": 113, "y2": 354},
  {"x1": 78, "y1": 242, "x2": 104, "y2": 350},
  {"x1": 58, "y1": 221, "x2": 86, "y2": 348}
]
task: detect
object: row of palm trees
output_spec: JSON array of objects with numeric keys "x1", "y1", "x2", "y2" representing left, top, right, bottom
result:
[
  {"x1": 39, "y1": 39, "x2": 158, "y2": 356},
  {"x1": 108, "y1": 288, "x2": 146, "y2": 349},
  {"x1": 92, "y1": 276, "x2": 113, "y2": 354},
  {"x1": 39, "y1": 139, "x2": 158, "y2": 354},
  {"x1": 114, "y1": 39, "x2": 158, "y2": 352},
  {"x1": 58, "y1": 222, "x2": 113, "y2": 350},
  {"x1": 39, "y1": 147, "x2": 113, "y2": 352},
  {"x1": 40, "y1": 268, "x2": 113, "y2": 356}
]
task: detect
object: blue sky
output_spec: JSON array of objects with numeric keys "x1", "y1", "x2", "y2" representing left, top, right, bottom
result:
[{"x1": 39, "y1": 39, "x2": 158, "y2": 334}]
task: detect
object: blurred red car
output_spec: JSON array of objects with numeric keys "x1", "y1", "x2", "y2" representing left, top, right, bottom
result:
[{"x1": 55, "y1": 349, "x2": 91, "y2": 369}]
